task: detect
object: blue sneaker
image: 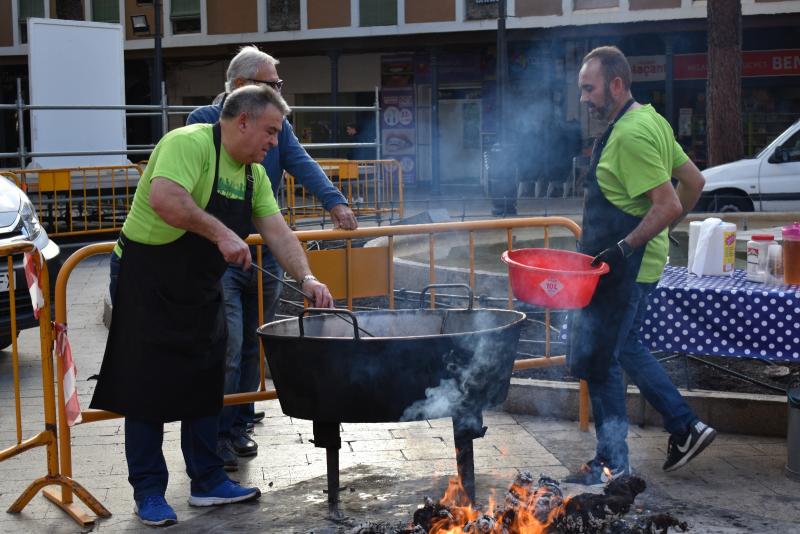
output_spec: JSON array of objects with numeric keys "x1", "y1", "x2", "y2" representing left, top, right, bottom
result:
[
  {"x1": 188, "y1": 479, "x2": 261, "y2": 507},
  {"x1": 134, "y1": 495, "x2": 178, "y2": 527}
]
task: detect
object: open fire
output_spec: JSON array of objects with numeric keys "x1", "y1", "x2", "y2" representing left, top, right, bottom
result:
[{"x1": 347, "y1": 471, "x2": 688, "y2": 534}]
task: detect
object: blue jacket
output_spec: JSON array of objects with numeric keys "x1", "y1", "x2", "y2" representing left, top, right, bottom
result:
[{"x1": 186, "y1": 104, "x2": 347, "y2": 211}]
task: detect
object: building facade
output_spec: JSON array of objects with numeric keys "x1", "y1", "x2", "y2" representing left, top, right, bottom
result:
[{"x1": 1, "y1": 0, "x2": 799, "y2": 189}]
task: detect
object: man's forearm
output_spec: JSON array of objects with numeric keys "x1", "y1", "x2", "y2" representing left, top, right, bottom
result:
[
  {"x1": 672, "y1": 181, "x2": 701, "y2": 228},
  {"x1": 624, "y1": 181, "x2": 682, "y2": 249},
  {"x1": 150, "y1": 178, "x2": 231, "y2": 244},
  {"x1": 671, "y1": 160, "x2": 705, "y2": 228},
  {"x1": 625, "y1": 204, "x2": 680, "y2": 249}
]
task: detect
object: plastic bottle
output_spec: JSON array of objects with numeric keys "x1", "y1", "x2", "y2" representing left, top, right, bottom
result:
[
  {"x1": 747, "y1": 234, "x2": 776, "y2": 283},
  {"x1": 783, "y1": 222, "x2": 800, "y2": 285},
  {"x1": 767, "y1": 244, "x2": 784, "y2": 285}
]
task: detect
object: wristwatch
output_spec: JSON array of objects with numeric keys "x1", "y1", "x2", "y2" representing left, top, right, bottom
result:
[
  {"x1": 300, "y1": 274, "x2": 318, "y2": 285},
  {"x1": 616, "y1": 239, "x2": 634, "y2": 258}
]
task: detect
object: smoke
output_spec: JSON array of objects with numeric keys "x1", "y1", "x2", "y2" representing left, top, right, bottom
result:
[
  {"x1": 400, "y1": 333, "x2": 512, "y2": 431},
  {"x1": 595, "y1": 417, "x2": 630, "y2": 471}
]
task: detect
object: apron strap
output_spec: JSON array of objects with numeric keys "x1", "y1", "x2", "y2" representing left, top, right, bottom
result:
[{"x1": 212, "y1": 122, "x2": 253, "y2": 201}]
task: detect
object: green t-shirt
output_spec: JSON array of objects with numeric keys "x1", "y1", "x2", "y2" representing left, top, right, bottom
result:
[
  {"x1": 120, "y1": 124, "x2": 280, "y2": 249},
  {"x1": 596, "y1": 105, "x2": 689, "y2": 283}
]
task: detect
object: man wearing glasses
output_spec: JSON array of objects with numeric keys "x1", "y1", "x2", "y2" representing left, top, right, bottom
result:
[{"x1": 187, "y1": 46, "x2": 357, "y2": 471}]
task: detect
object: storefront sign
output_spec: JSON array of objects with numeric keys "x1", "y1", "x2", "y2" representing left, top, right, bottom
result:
[
  {"x1": 381, "y1": 87, "x2": 416, "y2": 184},
  {"x1": 381, "y1": 55, "x2": 417, "y2": 184},
  {"x1": 674, "y1": 49, "x2": 800, "y2": 80},
  {"x1": 629, "y1": 55, "x2": 666, "y2": 82},
  {"x1": 466, "y1": 0, "x2": 498, "y2": 19}
]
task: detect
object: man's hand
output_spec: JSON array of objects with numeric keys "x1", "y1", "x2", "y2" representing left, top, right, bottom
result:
[
  {"x1": 302, "y1": 278, "x2": 334, "y2": 308},
  {"x1": 330, "y1": 204, "x2": 358, "y2": 230},
  {"x1": 591, "y1": 240, "x2": 631, "y2": 268},
  {"x1": 217, "y1": 228, "x2": 251, "y2": 269}
]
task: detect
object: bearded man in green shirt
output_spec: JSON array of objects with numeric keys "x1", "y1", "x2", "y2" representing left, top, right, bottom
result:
[{"x1": 565, "y1": 46, "x2": 713, "y2": 486}]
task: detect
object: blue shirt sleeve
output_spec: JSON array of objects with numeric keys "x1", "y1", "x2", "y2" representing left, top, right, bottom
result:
[
  {"x1": 277, "y1": 119, "x2": 348, "y2": 211},
  {"x1": 186, "y1": 105, "x2": 221, "y2": 126}
]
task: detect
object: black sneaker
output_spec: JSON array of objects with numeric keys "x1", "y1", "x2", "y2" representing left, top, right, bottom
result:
[
  {"x1": 217, "y1": 440, "x2": 239, "y2": 472},
  {"x1": 663, "y1": 420, "x2": 717, "y2": 472},
  {"x1": 563, "y1": 458, "x2": 631, "y2": 487}
]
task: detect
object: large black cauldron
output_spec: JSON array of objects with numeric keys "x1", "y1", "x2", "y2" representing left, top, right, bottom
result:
[{"x1": 257, "y1": 285, "x2": 526, "y2": 513}]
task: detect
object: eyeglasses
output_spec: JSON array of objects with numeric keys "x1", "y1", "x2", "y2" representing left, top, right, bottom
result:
[{"x1": 246, "y1": 78, "x2": 284, "y2": 91}]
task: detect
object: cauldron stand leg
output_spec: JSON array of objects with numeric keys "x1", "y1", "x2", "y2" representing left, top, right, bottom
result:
[
  {"x1": 311, "y1": 421, "x2": 345, "y2": 520},
  {"x1": 452, "y1": 412, "x2": 487, "y2": 504}
]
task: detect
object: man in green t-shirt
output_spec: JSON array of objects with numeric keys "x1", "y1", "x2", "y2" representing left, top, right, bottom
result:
[
  {"x1": 565, "y1": 46, "x2": 712, "y2": 486},
  {"x1": 91, "y1": 86, "x2": 334, "y2": 527}
]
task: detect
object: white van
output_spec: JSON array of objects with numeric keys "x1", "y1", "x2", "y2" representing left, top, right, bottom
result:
[{"x1": 699, "y1": 118, "x2": 800, "y2": 212}]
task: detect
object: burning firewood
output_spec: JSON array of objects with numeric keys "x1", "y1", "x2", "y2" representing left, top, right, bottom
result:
[
  {"x1": 345, "y1": 471, "x2": 687, "y2": 534},
  {"x1": 551, "y1": 474, "x2": 647, "y2": 533},
  {"x1": 407, "y1": 471, "x2": 687, "y2": 534}
]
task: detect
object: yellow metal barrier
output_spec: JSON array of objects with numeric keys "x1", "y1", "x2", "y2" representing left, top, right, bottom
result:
[
  {"x1": 282, "y1": 159, "x2": 404, "y2": 227},
  {"x1": 49, "y1": 216, "x2": 589, "y2": 525},
  {"x1": 6, "y1": 165, "x2": 144, "y2": 238},
  {"x1": 0, "y1": 242, "x2": 109, "y2": 525}
]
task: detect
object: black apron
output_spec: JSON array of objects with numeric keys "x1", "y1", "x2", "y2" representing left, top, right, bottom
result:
[
  {"x1": 91, "y1": 124, "x2": 253, "y2": 422},
  {"x1": 566, "y1": 100, "x2": 647, "y2": 381}
]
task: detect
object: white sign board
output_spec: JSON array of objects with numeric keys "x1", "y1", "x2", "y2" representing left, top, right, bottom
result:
[{"x1": 28, "y1": 18, "x2": 126, "y2": 168}]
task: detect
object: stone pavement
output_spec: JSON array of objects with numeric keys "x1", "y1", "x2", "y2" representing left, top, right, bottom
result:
[{"x1": 2, "y1": 244, "x2": 800, "y2": 533}]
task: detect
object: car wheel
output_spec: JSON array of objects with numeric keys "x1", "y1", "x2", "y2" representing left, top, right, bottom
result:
[{"x1": 710, "y1": 193, "x2": 754, "y2": 213}]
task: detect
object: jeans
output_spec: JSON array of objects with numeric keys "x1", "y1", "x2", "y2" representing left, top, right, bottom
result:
[
  {"x1": 587, "y1": 282, "x2": 697, "y2": 470},
  {"x1": 125, "y1": 416, "x2": 228, "y2": 501},
  {"x1": 111, "y1": 255, "x2": 229, "y2": 500},
  {"x1": 218, "y1": 251, "x2": 283, "y2": 439}
]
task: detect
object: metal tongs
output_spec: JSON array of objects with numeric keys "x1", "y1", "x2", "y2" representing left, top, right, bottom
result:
[{"x1": 251, "y1": 263, "x2": 375, "y2": 338}]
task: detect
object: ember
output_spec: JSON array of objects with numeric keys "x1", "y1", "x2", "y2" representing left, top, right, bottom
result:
[{"x1": 346, "y1": 472, "x2": 688, "y2": 534}]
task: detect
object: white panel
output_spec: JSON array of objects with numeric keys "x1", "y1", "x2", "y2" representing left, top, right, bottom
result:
[
  {"x1": 28, "y1": 18, "x2": 126, "y2": 167},
  {"x1": 339, "y1": 54, "x2": 381, "y2": 92}
]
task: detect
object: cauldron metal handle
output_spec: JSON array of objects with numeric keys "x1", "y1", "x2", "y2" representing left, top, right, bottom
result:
[
  {"x1": 298, "y1": 308, "x2": 361, "y2": 340},
  {"x1": 419, "y1": 284, "x2": 474, "y2": 310}
]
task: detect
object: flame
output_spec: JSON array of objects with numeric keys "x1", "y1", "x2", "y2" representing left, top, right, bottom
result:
[
  {"x1": 425, "y1": 476, "x2": 569, "y2": 534},
  {"x1": 603, "y1": 466, "x2": 612, "y2": 479}
]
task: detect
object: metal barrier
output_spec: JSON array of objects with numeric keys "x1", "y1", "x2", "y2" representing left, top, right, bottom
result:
[
  {"x1": 45, "y1": 216, "x2": 589, "y2": 525},
  {"x1": 2, "y1": 165, "x2": 144, "y2": 238},
  {"x1": 0, "y1": 242, "x2": 109, "y2": 525},
  {"x1": 0, "y1": 80, "x2": 381, "y2": 168},
  {"x1": 282, "y1": 159, "x2": 404, "y2": 227}
]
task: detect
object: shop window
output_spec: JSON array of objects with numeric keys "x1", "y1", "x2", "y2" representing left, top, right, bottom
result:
[
  {"x1": 465, "y1": 0, "x2": 498, "y2": 20},
  {"x1": 268, "y1": 0, "x2": 300, "y2": 31},
  {"x1": 18, "y1": 0, "x2": 44, "y2": 44},
  {"x1": 171, "y1": 0, "x2": 201, "y2": 34},
  {"x1": 93, "y1": 0, "x2": 120, "y2": 23},
  {"x1": 359, "y1": 0, "x2": 397, "y2": 27}
]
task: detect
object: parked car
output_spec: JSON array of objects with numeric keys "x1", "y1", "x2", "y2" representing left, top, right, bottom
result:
[
  {"x1": 698, "y1": 118, "x2": 800, "y2": 212},
  {"x1": 0, "y1": 175, "x2": 62, "y2": 350}
]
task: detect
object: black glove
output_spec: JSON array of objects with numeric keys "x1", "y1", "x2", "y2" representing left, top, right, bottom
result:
[{"x1": 591, "y1": 239, "x2": 633, "y2": 267}]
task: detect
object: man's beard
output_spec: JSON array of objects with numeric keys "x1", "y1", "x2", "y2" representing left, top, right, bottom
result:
[{"x1": 587, "y1": 85, "x2": 615, "y2": 121}]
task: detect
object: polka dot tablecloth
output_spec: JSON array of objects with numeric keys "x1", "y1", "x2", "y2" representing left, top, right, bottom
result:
[{"x1": 644, "y1": 266, "x2": 800, "y2": 361}]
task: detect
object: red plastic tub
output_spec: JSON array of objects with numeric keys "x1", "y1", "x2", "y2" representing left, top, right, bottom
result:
[{"x1": 501, "y1": 248, "x2": 609, "y2": 309}]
